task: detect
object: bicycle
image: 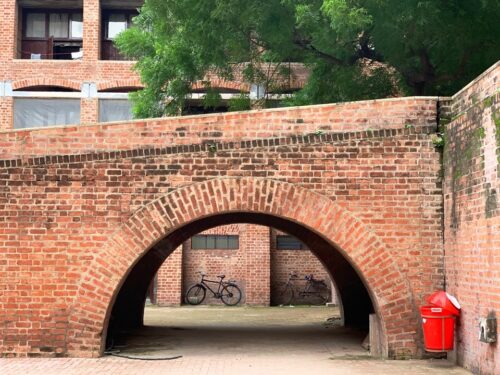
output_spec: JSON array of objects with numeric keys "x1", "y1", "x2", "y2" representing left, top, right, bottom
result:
[
  {"x1": 278, "y1": 273, "x2": 330, "y2": 305},
  {"x1": 185, "y1": 272, "x2": 242, "y2": 306}
]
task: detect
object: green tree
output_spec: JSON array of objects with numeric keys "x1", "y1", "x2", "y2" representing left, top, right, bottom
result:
[{"x1": 116, "y1": 0, "x2": 500, "y2": 118}]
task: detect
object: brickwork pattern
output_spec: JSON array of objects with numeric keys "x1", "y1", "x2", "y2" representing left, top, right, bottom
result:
[
  {"x1": 155, "y1": 246, "x2": 183, "y2": 306},
  {"x1": 0, "y1": 97, "x2": 437, "y2": 156},
  {"x1": 270, "y1": 230, "x2": 334, "y2": 305},
  {"x1": 156, "y1": 225, "x2": 332, "y2": 306},
  {"x1": 0, "y1": 100, "x2": 443, "y2": 358},
  {"x1": 180, "y1": 224, "x2": 270, "y2": 306},
  {"x1": 443, "y1": 62, "x2": 500, "y2": 375}
]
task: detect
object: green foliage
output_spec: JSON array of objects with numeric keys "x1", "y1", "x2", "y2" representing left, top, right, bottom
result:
[
  {"x1": 432, "y1": 134, "x2": 445, "y2": 149},
  {"x1": 116, "y1": 0, "x2": 500, "y2": 118},
  {"x1": 228, "y1": 94, "x2": 252, "y2": 112}
]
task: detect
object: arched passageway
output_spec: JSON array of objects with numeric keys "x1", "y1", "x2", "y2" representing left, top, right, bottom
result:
[
  {"x1": 69, "y1": 178, "x2": 417, "y2": 358},
  {"x1": 108, "y1": 212, "x2": 374, "y2": 340}
]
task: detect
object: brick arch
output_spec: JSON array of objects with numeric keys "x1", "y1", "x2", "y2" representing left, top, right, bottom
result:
[
  {"x1": 69, "y1": 177, "x2": 416, "y2": 358},
  {"x1": 191, "y1": 78, "x2": 250, "y2": 92},
  {"x1": 11, "y1": 78, "x2": 81, "y2": 91},
  {"x1": 96, "y1": 78, "x2": 144, "y2": 92}
]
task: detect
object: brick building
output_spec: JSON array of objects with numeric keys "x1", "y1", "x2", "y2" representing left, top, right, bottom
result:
[
  {"x1": 154, "y1": 225, "x2": 335, "y2": 306},
  {"x1": 0, "y1": 0, "x2": 308, "y2": 131}
]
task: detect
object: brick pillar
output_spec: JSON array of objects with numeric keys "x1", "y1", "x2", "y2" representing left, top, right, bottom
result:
[
  {"x1": 80, "y1": 98, "x2": 99, "y2": 124},
  {"x1": 0, "y1": 0, "x2": 17, "y2": 61},
  {"x1": 83, "y1": 0, "x2": 101, "y2": 61},
  {"x1": 155, "y1": 246, "x2": 183, "y2": 306},
  {"x1": 242, "y1": 225, "x2": 271, "y2": 305},
  {"x1": 0, "y1": 97, "x2": 13, "y2": 131}
]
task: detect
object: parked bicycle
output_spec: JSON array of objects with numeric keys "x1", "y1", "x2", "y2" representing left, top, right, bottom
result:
[
  {"x1": 185, "y1": 272, "x2": 242, "y2": 306},
  {"x1": 278, "y1": 273, "x2": 330, "y2": 305}
]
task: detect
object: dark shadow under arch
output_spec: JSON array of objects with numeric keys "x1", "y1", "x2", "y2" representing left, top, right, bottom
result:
[{"x1": 106, "y1": 212, "x2": 375, "y2": 349}]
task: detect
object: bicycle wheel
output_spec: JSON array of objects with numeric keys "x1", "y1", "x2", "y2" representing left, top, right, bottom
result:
[
  {"x1": 310, "y1": 286, "x2": 330, "y2": 305},
  {"x1": 280, "y1": 285, "x2": 294, "y2": 305},
  {"x1": 185, "y1": 284, "x2": 206, "y2": 305},
  {"x1": 221, "y1": 284, "x2": 242, "y2": 306}
]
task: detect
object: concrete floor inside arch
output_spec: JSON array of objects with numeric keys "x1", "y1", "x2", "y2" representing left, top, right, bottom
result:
[
  {"x1": 84, "y1": 305, "x2": 468, "y2": 375},
  {"x1": 0, "y1": 306, "x2": 470, "y2": 375}
]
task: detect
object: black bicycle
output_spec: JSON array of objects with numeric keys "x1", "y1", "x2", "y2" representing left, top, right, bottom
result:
[
  {"x1": 185, "y1": 273, "x2": 242, "y2": 306},
  {"x1": 278, "y1": 273, "x2": 330, "y2": 305}
]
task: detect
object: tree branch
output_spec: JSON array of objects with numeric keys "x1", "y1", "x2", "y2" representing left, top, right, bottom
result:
[{"x1": 292, "y1": 38, "x2": 347, "y2": 66}]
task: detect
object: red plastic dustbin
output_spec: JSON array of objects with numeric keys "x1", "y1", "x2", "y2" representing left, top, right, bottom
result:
[{"x1": 421, "y1": 305, "x2": 456, "y2": 352}]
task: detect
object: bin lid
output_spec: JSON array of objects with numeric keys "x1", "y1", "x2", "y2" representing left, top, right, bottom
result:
[{"x1": 427, "y1": 291, "x2": 461, "y2": 316}]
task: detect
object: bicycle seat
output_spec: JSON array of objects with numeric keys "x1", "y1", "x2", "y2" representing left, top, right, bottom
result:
[{"x1": 217, "y1": 274, "x2": 226, "y2": 279}]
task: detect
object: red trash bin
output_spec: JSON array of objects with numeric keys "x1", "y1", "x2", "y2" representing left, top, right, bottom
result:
[{"x1": 421, "y1": 305, "x2": 456, "y2": 351}]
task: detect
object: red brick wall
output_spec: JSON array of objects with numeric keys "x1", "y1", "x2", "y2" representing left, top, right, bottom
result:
[
  {"x1": 156, "y1": 225, "x2": 332, "y2": 306},
  {"x1": 0, "y1": 97, "x2": 437, "y2": 158},
  {"x1": 0, "y1": 94, "x2": 443, "y2": 358},
  {"x1": 155, "y1": 246, "x2": 183, "y2": 306},
  {"x1": 443, "y1": 61, "x2": 500, "y2": 375},
  {"x1": 270, "y1": 230, "x2": 336, "y2": 305},
  {"x1": 182, "y1": 224, "x2": 248, "y2": 305}
]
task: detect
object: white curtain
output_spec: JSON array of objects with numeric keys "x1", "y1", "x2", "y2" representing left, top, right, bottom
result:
[
  {"x1": 14, "y1": 99, "x2": 80, "y2": 129},
  {"x1": 49, "y1": 13, "x2": 69, "y2": 38},
  {"x1": 99, "y1": 99, "x2": 133, "y2": 122},
  {"x1": 26, "y1": 13, "x2": 46, "y2": 38}
]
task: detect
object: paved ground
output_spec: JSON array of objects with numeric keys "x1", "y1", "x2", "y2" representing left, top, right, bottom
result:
[{"x1": 0, "y1": 306, "x2": 472, "y2": 375}]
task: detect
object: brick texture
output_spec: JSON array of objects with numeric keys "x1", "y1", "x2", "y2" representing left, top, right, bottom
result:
[
  {"x1": 443, "y1": 62, "x2": 500, "y2": 375},
  {"x1": 0, "y1": 97, "x2": 443, "y2": 358},
  {"x1": 270, "y1": 230, "x2": 335, "y2": 305},
  {"x1": 155, "y1": 225, "x2": 331, "y2": 306},
  {"x1": 155, "y1": 246, "x2": 183, "y2": 306}
]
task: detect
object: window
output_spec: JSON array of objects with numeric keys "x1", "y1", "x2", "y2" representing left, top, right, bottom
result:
[
  {"x1": 26, "y1": 13, "x2": 46, "y2": 38},
  {"x1": 14, "y1": 99, "x2": 81, "y2": 129},
  {"x1": 106, "y1": 13, "x2": 128, "y2": 39},
  {"x1": 21, "y1": 10, "x2": 83, "y2": 60},
  {"x1": 70, "y1": 14, "x2": 83, "y2": 39},
  {"x1": 49, "y1": 13, "x2": 69, "y2": 38},
  {"x1": 191, "y1": 235, "x2": 239, "y2": 250},
  {"x1": 101, "y1": 10, "x2": 137, "y2": 60},
  {"x1": 99, "y1": 99, "x2": 134, "y2": 122},
  {"x1": 276, "y1": 235, "x2": 307, "y2": 250}
]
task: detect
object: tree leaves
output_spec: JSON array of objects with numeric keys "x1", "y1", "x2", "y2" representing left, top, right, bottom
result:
[{"x1": 117, "y1": 0, "x2": 500, "y2": 118}]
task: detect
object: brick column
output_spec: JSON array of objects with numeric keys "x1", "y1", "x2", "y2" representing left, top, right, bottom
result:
[
  {"x1": 242, "y1": 225, "x2": 271, "y2": 305},
  {"x1": 83, "y1": 0, "x2": 101, "y2": 61},
  {"x1": 156, "y1": 246, "x2": 183, "y2": 306},
  {"x1": 0, "y1": 0, "x2": 17, "y2": 62},
  {"x1": 0, "y1": 97, "x2": 13, "y2": 131},
  {"x1": 80, "y1": 98, "x2": 99, "y2": 124}
]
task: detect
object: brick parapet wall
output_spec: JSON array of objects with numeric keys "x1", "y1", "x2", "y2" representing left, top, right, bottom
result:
[
  {"x1": 443, "y1": 62, "x2": 499, "y2": 375},
  {"x1": 449, "y1": 61, "x2": 500, "y2": 117},
  {"x1": 0, "y1": 114, "x2": 443, "y2": 357},
  {"x1": 0, "y1": 97, "x2": 438, "y2": 159}
]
